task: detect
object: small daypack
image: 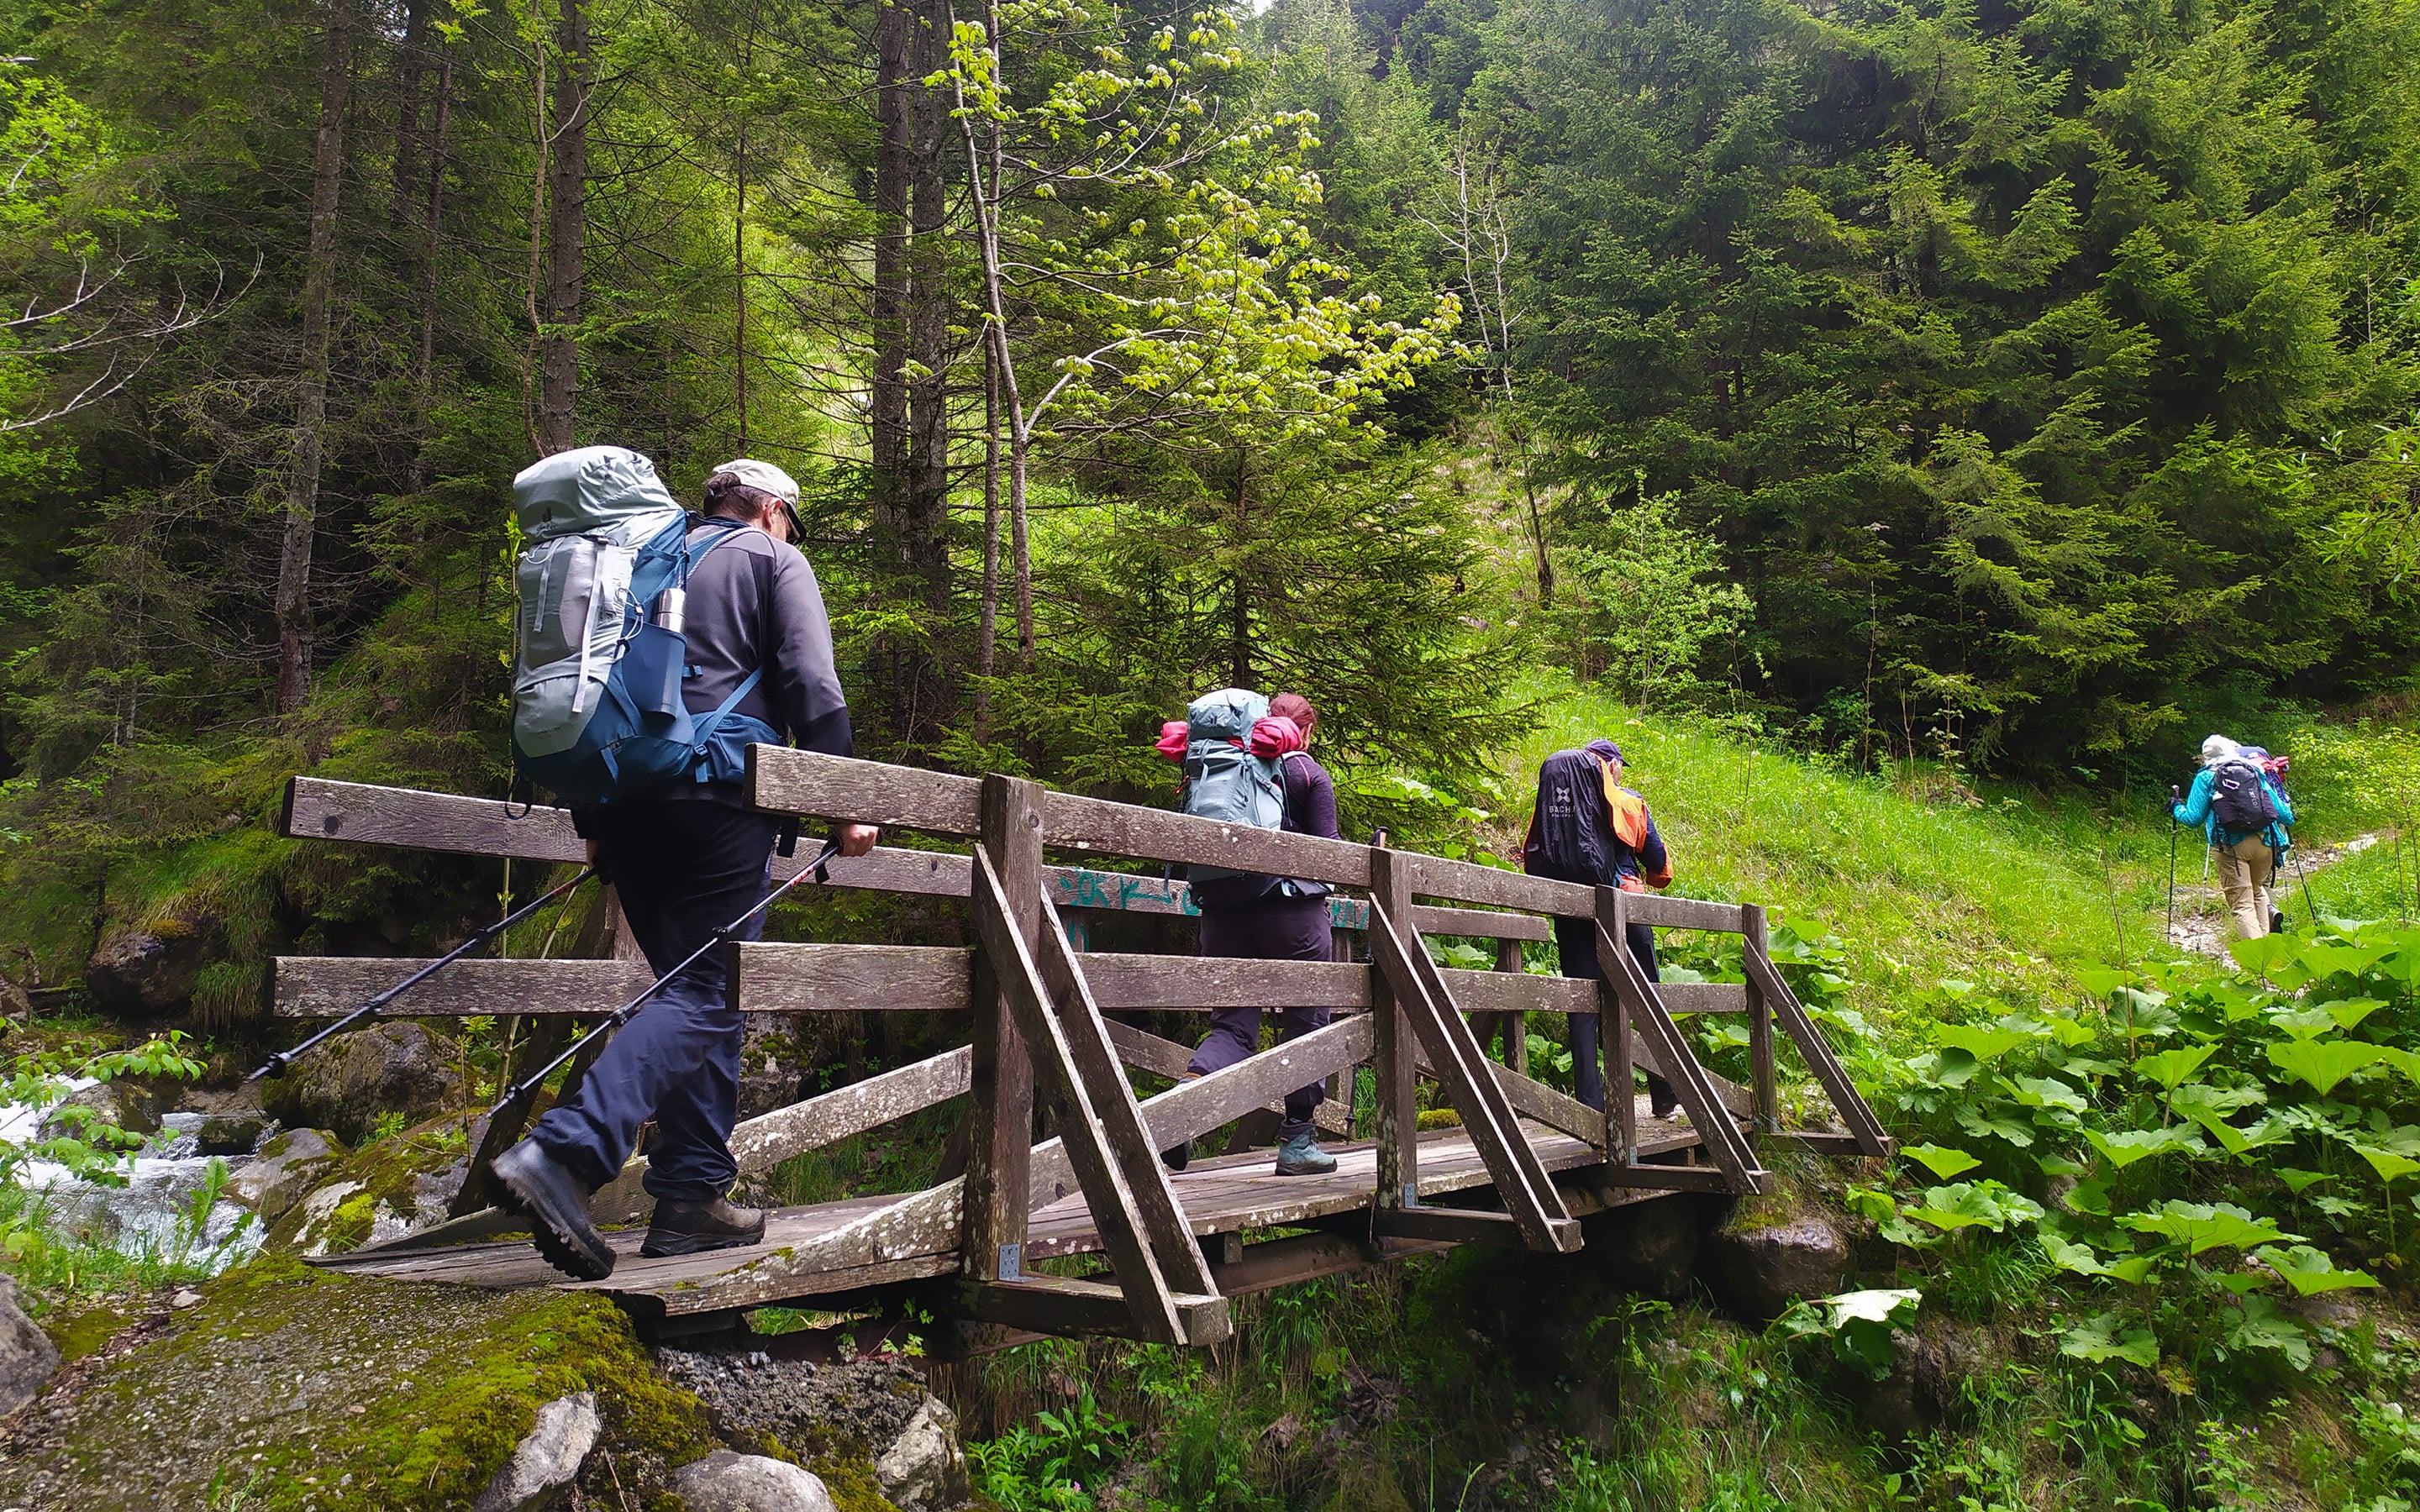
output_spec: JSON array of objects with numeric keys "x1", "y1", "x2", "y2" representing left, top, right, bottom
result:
[
  {"x1": 2209, "y1": 758, "x2": 2283, "y2": 837},
  {"x1": 508, "y1": 446, "x2": 771, "y2": 806},
  {"x1": 1178, "y1": 688, "x2": 1286, "y2": 887}
]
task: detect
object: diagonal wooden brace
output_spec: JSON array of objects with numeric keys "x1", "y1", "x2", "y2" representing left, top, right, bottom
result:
[
  {"x1": 1367, "y1": 901, "x2": 1580, "y2": 1253},
  {"x1": 1033, "y1": 889, "x2": 1222, "y2": 1301},
  {"x1": 1597, "y1": 894, "x2": 1767, "y2": 1195},
  {"x1": 970, "y1": 846, "x2": 1195, "y2": 1346},
  {"x1": 1742, "y1": 947, "x2": 1894, "y2": 1158}
]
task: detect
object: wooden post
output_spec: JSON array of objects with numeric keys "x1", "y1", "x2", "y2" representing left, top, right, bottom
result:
[
  {"x1": 1744, "y1": 904, "x2": 1778, "y2": 1135},
  {"x1": 964, "y1": 774, "x2": 1041, "y2": 1282},
  {"x1": 1605, "y1": 889, "x2": 1633, "y2": 1164},
  {"x1": 1597, "y1": 895, "x2": 1635, "y2": 1166},
  {"x1": 1327, "y1": 922, "x2": 1353, "y2": 1112},
  {"x1": 1370, "y1": 843, "x2": 1418, "y2": 1221},
  {"x1": 1493, "y1": 937, "x2": 1527, "y2": 1076}
]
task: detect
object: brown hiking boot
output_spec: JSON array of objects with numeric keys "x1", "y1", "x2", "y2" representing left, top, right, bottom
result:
[{"x1": 640, "y1": 1194, "x2": 767, "y2": 1257}]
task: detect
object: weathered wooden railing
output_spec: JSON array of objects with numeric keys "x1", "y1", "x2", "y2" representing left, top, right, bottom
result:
[{"x1": 271, "y1": 752, "x2": 1889, "y2": 1345}]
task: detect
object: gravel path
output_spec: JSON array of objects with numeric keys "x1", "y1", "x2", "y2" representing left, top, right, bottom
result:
[{"x1": 2166, "y1": 830, "x2": 2386, "y2": 959}]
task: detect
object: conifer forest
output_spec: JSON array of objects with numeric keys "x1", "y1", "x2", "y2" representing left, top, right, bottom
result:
[{"x1": 2, "y1": 0, "x2": 2419, "y2": 1508}]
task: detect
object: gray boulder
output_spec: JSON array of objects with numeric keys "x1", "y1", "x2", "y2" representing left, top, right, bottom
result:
[
  {"x1": 0, "y1": 1276, "x2": 59, "y2": 1416},
  {"x1": 1585, "y1": 1193, "x2": 1708, "y2": 1299},
  {"x1": 263, "y1": 1021, "x2": 462, "y2": 1145},
  {"x1": 86, "y1": 910, "x2": 221, "y2": 1016},
  {"x1": 198, "y1": 1113, "x2": 269, "y2": 1156},
  {"x1": 876, "y1": 1394, "x2": 971, "y2": 1512},
  {"x1": 1705, "y1": 1210, "x2": 1848, "y2": 1322},
  {"x1": 226, "y1": 1128, "x2": 347, "y2": 1222},
  {"x1": 674, "y1": 1452, "x2": 837, "y2": 1512},
  {"x1": 470, "y1": 1390, "x2": 599, "y2": 1512},
  {"x1": 37, "y1": 1080, "x2": 162, "y2": 1143}
]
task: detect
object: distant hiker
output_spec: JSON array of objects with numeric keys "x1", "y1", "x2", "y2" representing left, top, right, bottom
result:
[
  {"x1": 1522, "y1": 738, "x2": 1678, "y2": 1117},
  {"x1": 2171, "y1": 733, "x2": 2295, "y2": 942},
  {"x1": 1158, "y1": 690, "x2": 1342, "y2": 1177},
  {"x1": 494, "y1": 451, "x2": 877, "y2": 1282}
]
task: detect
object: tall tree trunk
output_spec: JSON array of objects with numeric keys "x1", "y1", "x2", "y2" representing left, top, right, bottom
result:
[
  {"x1": 274, "y1": 0, "x2": 357, "y2": 715},
  {"x1": 904, "y1": 0, "x2": 951, "y2": 608},
  {"x1": 976, "y1": 342, "x2": 1000, "y2": 739},
  {"x1": 868, "y1": 1, "x2": 910, "y2": 546},
  {"x1": 955, "y1": 0, "x2": 1033, "y2": 668},
  {"x1": 411, "y1": 54, "x2": 451, "y2": 491},
  {"x1": 535, "y1": 0, "x2": 588, "y2": 455},
  {"x1": 391, "y1": 0, "x2": 432, "y2": 224},
  {"x1": 734, "y1": 121, "x2": 749, "y2": 449},
  {"x1": 1228, "y1": 446, "x2": 1250, "y2": 688}
]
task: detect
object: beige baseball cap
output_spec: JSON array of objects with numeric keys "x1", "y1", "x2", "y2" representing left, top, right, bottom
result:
[{"x1": 711, "y1": 457, "x2": 803, "y2": 537}]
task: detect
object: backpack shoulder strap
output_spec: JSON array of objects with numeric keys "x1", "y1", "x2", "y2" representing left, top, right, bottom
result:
[{"x1": 688, "y1": 667, "x2": 767, "y2": 782}]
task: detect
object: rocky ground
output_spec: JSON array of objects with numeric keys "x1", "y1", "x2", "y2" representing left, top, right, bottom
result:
[
  {"x1": 2167, "y1": 829, "x2": 2386, "y2": 958},
  {"x1": 0, "y1": 1253, "x2": 969, "y2": 1510}
]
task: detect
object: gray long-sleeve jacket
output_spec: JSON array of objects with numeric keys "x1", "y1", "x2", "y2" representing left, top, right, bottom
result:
[{"x1": 676, "y1": 518, "x2": 852, "y2": 759}]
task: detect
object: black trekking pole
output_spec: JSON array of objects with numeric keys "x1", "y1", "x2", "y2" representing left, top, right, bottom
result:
[
  {"x1": 2293, "y1": 844, "x2": 2323, "y2": 931},
  {"x1": 249, "y1": 866, "x2": 597, "y2": 1084},
  {"x1": 487, "y1": 837, "x2": 844, "y2": 1117},
  {"x1": 2166, "y1": 785, "x2": 2182, "y2": 936}
]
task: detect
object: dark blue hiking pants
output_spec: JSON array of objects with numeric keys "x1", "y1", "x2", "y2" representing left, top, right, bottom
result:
[
  {"x1": 1550, "y1": 915, "x2": 1663, "y2": 1111},
  {"x1": 530, "y1": 801, "x2": 780, "y2": 1203}
]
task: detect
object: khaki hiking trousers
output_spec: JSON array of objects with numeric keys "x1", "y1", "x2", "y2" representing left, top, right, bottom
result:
[{"x1": 2213, "y1": 835, "x2": 2276, "y2": 940}]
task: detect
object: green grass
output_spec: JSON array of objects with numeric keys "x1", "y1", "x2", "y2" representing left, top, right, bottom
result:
[{"x1": 1492, "y1": 675, "x2": 2178, "y2": 1016}]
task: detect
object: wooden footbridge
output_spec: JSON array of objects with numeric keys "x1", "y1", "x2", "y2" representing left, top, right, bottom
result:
[{"x1": 272, "y1": 748, "x2": 1889, "y2": 1352}]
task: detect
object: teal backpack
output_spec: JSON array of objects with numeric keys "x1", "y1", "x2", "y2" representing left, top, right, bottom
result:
[
  {"x1": 1180, "y1": 688, "x2": 1286, "y2": 885},
  {"x1": 508, "y1": 446, "x2": 771, "y2": 806}
]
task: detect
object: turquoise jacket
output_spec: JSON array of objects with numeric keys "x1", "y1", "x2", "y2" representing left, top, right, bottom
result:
[{"x1": 2172, "y1": 766, "x2": 2295, "y2": 849}]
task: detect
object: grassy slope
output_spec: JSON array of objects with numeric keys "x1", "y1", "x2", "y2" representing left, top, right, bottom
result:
[{"x1": 1491, "y1": 676, "x2": 2179, "y2": 1021}]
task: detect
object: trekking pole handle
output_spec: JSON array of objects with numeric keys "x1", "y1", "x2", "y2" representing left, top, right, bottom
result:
[
  {"x1": 247, "y1": 865, "x2": 597, "y2": 1084},
  {"x1": 487, "y1": 836, "x2": 844, "y2": 1117}
]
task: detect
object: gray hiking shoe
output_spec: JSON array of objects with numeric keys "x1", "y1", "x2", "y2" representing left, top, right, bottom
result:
[
  {"x1": 1273, "y1": 1127, "x2": 1337, "y2": 1176},
  {"x1": 494, "y1": 1139, "x2": 615, "y2": 1281}
]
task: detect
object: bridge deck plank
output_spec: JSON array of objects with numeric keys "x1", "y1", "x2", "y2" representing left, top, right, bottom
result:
[{"x1": 313, "y1": 1112, "x2": 1729, "y2": 1315}]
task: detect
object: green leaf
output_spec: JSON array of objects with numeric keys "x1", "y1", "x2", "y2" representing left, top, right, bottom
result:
[
  {"x1": 1773, "y1": 1289, "x2": 1922, "y2": 1379},
  {"x1": 2265, "y1": 1040, "x2": 2391, "y2": 1096},
  {"x1": 2075, "y1": 968, "x2": 2132, "y2": 997},
  {"x1": 2228, "y1": 1294, "x2": 2311, "y2": 1370},
  {"x1": 2317, "y1": 997, "x2": 2388, "y2": 1032},
  {"x1": 2273, "y1": 1168, "x2": 2333, "y2": 1194},
  {"x1": 2060, "y1": 1312, "x2": 2160, "y2": 1367},
  {"x1": 1902, "y1": 1144, "x2": 1981, "y2": 1180},
  {"x1": 2296, "y1": 946, "x2": 2391, "y2": 982},
  {"x1": 2009, "y1": 1076, "x2": 2088, "y2": 1115},
  {"x1": 1955, "y1": 1105, "x2": 2037, "y2": 1147},
  {"x1": 2254, "y1": 1244, "x2": 2380, "y2": 1296},
  {"x1": 1936, "y1": 1023, "x2": 2029, "y2": 1063},
  {"x1": 1905, "y1": 1181, "x2": 2044, "y2": 1234},
  {"x1": 2116, "y1": 1200, "x2": 2289, "y2": 1256},
  {"x1": 2132, "y1": 1045, "x2": 2216, "y2": 1090},
  {"x1": 2187, "y1": 1112, "x2": 2291, "y2": 1159},
  {"x1": 2228, "y1": 935, "x2": 2300, "y2": 980},
  {"x1": 2083, "y1": 1125, "x2": 2204, "y2": 1168},
  {"x1": 2350, "y1": 1145, "x2": 2420, "y2": 1184},
  {"x1": 2168, "y1": 1082, "x2": 2265, "y2": 1120},
  {"x1": 2035, "y1": 1151, "x2": 2088, "y2": 1177}
]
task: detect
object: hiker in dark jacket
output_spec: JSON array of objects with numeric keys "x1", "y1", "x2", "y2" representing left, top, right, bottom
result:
[
  {"x1": 496, "y1": 458, "x2": 878, "y2": 1282},
  {"x1": 1521, "y1": 739, "x2": 1678, "y2": 1117},
  {"x1": 1175, "y1": 691, "x2": 1343, "y2": 1177}
]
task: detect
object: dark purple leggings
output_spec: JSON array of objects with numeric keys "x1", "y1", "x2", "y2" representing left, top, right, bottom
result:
[{"x1": 1186, "y1": 893, "x2": 1334, "y2": 1127}]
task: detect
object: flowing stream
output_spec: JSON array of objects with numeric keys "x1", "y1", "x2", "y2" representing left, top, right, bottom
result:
[{"x1": 2, "y1": 1091, "x2": 264, "y2": 1274}]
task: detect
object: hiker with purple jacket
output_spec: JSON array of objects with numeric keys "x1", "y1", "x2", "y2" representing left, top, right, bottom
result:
[{"x1": 1156, "y1": 690, "x2": 1342, "y2": 1177}]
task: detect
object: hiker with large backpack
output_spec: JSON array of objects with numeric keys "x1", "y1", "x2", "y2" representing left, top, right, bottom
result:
[
  {"x1": 1522, "y1": 739, "x2": 1678, "y2": 1117},
  {"x1": 491, "y1": 447, "x2": 877, "y2": 1282},
  {"x1": 2171, "y1": 733, "x2": 2296, "y2": 941},
  {"x1": 1155, "y1": 690, "x2": 1343, "y2": 1177}
]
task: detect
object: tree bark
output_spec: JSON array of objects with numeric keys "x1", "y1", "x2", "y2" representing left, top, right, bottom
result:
[
  {"x1": 1229, "y1": 446, "x2": 1250, "y2": 688},
  {"x1": 391, "y1": 0, "x2": 433, "y2": 225},
  {"x1": 734, "y1": 121, "x2": 749, "y2": 449},
  {"x1": 904, "y1": 0, "x2": 951, "y2": 608},
  {"x1": 274, "y1": 0, "x2": 357, "y2": 714},
  {"x1": 412, "y1": 54, "x2": 452, "y2": 490},
  {"x1": 535, "y1": 0, "x2": 588, "y2": 455},
  {"x1": 869, "y1": 0, "x2": 910, "y2": 545},
  {"x1": 976, "y1": 341, "x2": 1001, "y2": 738}
]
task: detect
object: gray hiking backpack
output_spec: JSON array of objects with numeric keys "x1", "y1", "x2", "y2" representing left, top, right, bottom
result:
[{"x1": 1180, "y1": 688, "x2": 1286, "y2": 886}]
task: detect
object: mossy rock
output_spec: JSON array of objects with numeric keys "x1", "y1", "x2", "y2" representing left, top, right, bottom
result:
[
  {"x1": 0, "y1": 1255, "x2": 711, "y2": 1510},
  {"x1": 264, "y1": 1119, "x2": 472, "y2": 1257}
]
